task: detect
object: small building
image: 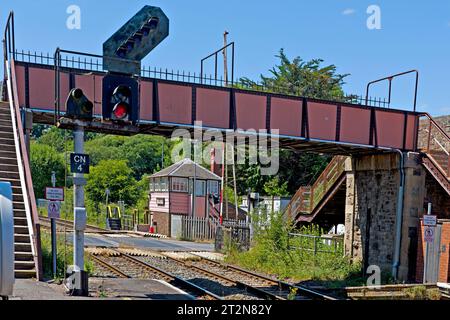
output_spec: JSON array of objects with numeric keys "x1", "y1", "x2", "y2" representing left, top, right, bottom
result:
[
  {"x1": 241, "y1": 196, "x2": 292, "y2": 214},
  {"x1": 148, "y1": 158, "x2": 221, "y2": 236}
]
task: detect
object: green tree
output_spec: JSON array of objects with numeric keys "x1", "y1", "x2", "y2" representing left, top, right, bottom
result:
[
  {"x1": 263, "y1": 177, "x2": 289, "y2": 197},
  {"x1": 30, "y1": 143, "x2": 65, "y2": 199},
  {"x1": 234, "y1": 50, "x2": 345, "y2": 195},
  {"x1": 86, "y1": 160, "x2": 140, "y2": 207},
  {"x1": 85, "y1": 134, "x2": 172, "y2": 180},
  {"x1": 37, "y1": 126, "x2": 69, "y2": 152},
  {"x1": 240, "y1": 48, "x2": 348, "y2": 100}
]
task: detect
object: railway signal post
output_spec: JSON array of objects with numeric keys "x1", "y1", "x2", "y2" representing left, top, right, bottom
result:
[{"x1": 70, "y1": 125, "x2": 89, "y2": 296}]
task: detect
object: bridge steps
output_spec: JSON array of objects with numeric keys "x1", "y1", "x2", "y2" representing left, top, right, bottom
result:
[
  {"x1": 0, "y1": 102, "x2": 36, "y2": 279},
  {"x1": 285, "y1": 156, "x2": 347, "y2": 223}
]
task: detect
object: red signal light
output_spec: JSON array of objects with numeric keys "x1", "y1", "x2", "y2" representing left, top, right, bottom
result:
[{"x1": 112, "y1": 102, "x2": 129, "y2": 120}]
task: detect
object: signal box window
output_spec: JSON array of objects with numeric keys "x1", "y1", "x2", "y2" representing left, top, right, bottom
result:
[
  {"x1": 160, "y1": 177, "x2": 168, "y2": 192},
  {"x1": 208, "y1": 181, "x2": 219, "y2": 195},
  {"x1": 195, "y1": 180, "x2": 206, "y2": 196},
  {"x1": 171, "y1": 177, "x2": 188, "y2": 193},
  {"x1": 154, "y1": 178, "x2": 161, "y2": 192}
]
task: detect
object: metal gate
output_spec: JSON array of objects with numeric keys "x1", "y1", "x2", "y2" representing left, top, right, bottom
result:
[
  {"x1": 171, "y1": 214, "x2": 182, "y2": 238},
  {"x1": 424, "y1": 224, "x2": 442, "y2": 283}
]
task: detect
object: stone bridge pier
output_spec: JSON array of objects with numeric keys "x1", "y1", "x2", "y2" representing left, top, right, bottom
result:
[{"x1": 344, "y1": 152, "x2": 426, "y2": 282}]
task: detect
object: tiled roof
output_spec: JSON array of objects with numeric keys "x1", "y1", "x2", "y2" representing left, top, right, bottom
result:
[{"x1": 150, "y1": 158, "x2": 221, "y2": 180}]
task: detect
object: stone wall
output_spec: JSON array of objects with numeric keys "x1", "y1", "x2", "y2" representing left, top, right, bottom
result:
[{"x1": 344, "y1": 153, "x2": 426, "y2": 281}]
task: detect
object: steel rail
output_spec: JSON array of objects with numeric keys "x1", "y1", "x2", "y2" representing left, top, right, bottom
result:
[
  {"x1": 110, "y1": 250, "x2": 223, "y2": 300},
  {"x1": 189, "y1": 254, "x2": 339, "y2": 301},
  {"x1": 158, "y1": 253, "x2": 286, "y2": 300},
  {"x1": 88, "y1": 254, "x2": 130, "y2": 278},
  {"x1": 39, "y1": 216, "x2": 108, "y2": 233}
]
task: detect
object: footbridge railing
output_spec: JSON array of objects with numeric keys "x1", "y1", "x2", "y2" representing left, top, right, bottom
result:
[
  {"x1": 418, "y1": 113, "x2": 450, "y2": 194},
  {"x1": 285, "y1": 156, "x2": 347, "y2": 221},
  {"x1": 3, "y1": 11, "x2": 43, "y2": 280}
]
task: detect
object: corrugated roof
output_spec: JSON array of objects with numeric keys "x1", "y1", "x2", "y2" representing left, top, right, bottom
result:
[{"x1": 150, "y1": 158, "x2": 221, "y2": 180}]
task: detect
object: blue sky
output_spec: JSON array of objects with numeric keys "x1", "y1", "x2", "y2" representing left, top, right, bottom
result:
[{"x1": 2, "y1": 0, "x2": 450, "y2": 116}]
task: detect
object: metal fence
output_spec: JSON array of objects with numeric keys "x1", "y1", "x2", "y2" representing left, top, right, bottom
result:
[
  {"x1": 9, "y1": 47, "x2": 392, "y2": 109},
  {"x1": 287, "y1": 233, "x2": 344, "y2": 256},
  {"x1": 179, "y1": 216, "x2": 249, "y2": 241},
  {"x1": 215, "y1": 225, "x2": 251, "y2": 252}
]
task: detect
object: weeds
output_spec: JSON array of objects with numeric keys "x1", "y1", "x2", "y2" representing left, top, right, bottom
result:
[
  {"x1": 224, "y1": 210, "x2": 363, "y2": 286},
  {"x1": 40, "y1": 230, "x2": 95, "y2": 279}
]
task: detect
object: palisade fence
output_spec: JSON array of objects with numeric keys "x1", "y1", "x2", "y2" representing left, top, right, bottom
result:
[
  {"x1": 180, "y1": 216, "x2": 249, "y2": 242},
  {"x1": 287, "y1": 232, "x2": 344, "y2": 256}
]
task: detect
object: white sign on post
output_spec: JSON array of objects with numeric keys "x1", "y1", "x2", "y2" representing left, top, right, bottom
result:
[
  {"x1": 47, "y1": 201, "x2": 61, "y2": 219},
  {"x1": 45, "y1": 187, "x2": 64, "y2": 201},
  {"x1": 424, "y1": 226, "x2": 435, "y2": 243},
  {"x1": 423, "y1": 215, "x2": 437, "y2": 226}
]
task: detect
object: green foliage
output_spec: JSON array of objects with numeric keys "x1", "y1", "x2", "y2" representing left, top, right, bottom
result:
[
  {"x1": 85, "y1": 134, "x2": 171, "y2": 179},
  {"x1": 37, "y1": 126, "x2": 68, "y2": 152},
  {"x1": 403, "y1": 286, "x2": 441, "y2": 300},
  {"x1": 86, "y1": 159, "x2": 141, "y2": 206},
  {"x1": 240, "y1": 49, "x2": 348, "y2": 100},
  {"x1": 30, "y1": 142, "x2": 65, "y2": 199},
  {"x1": 225, "y1": 210, "x2": 361, "y2": 284},
  {"x1": 263, "y1": 177, "x2": 289, "y2": 197},
  {"x1": 40, "y1": 230, "x2": 94, "y2": 279}
]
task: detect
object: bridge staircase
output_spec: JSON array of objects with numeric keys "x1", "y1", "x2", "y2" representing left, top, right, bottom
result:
[
  {"x1": 285, "y1": 156, "x2": 347, "y2": 224},
  {"x1": 2, "y1": 12, "x2": 43, "y2": 279},
  {"x1": 0, "y1": 100, "x2": 41, "y2": 279},
  {"x1": 286, "y1": 114, "x2": 450, "y2": 225},
  {"x1": 418, "y1": 114, "x2": 450, "y2": 196}
]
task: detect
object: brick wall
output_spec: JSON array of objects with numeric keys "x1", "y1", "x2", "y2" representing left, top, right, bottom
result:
[
  {"x1": 416, "y1": 221, "x2": 450, "y2": 283},
  {"x1": 441, "y1": 223, "x2": 450, "y2": 282},
  {"x1": 152, "y1": 211, "x2": 170, "y2": 236}
]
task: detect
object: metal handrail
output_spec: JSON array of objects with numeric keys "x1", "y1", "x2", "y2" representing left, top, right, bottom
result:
[
  {"x1": 5, "y1": 59, "x2": 43, "y2": 279},
  {"x1": 200, "y1": 42, "x2": 235, "y2": 85},
  {"x1": 419, "y1": 113, "x2": 450, "y2": 178},
  {"x1": 365, "y1": 70, "x2": 419, "y2": 112},
  {"x1": 3, "y1": 11, "x2": 43, "y2": 279}
]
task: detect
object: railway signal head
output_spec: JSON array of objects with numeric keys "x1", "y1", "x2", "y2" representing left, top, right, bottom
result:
[
  {"x1": 103, "y1": 6, "x2": 169, "y2": 75},
  {"x1": 102, "y1": 74, "x2": 139, "y2": 124},
  {"x1": 65, "y1": 88, "x2": 94, "y2": 120}
]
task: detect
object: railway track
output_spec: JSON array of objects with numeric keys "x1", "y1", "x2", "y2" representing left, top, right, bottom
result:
[
  {"x1": 39, "y1": 216, "x2": 109, "y2": 233},
  {"x1": 88, "y1": 251, "x2": 222, "y2": 300},
  {"x1": 184, "y1": 254, "x2": 337, "y2": 300},
  {"x1": 89, "y1": 249, "x2": 337, "y2": 300}
]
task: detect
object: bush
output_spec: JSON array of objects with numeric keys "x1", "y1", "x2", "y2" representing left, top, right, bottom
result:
[
  {"x1": 225, "y1": 210, "x2": 362, "y2": 284},
  {"x1": 40, "y1": 230, "x2": 94, "y2": 280}
]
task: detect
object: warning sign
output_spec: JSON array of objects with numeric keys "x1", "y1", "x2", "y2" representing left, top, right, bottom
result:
[
  {"x1": 424, "y1": 226, "x2": 435, "y2": 243},
  {"x1": 47, "y1": 201, "x2": 61, "y2": 219}
]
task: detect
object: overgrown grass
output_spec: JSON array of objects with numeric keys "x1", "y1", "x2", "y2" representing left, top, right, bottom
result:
[
  {"x1": 224, "y1": 210, "x2": 363, "y2": 287},
  {"x1": 40, "y1": 230, "x2": 94, "y2": 280},
  {"x1": 403, "y1": 286, "x2": 441, "y2": 300}
]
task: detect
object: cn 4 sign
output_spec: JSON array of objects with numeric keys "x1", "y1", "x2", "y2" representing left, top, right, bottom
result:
[{"x1": 70, "y1": 153, "x2": 90, "y2": 174}]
